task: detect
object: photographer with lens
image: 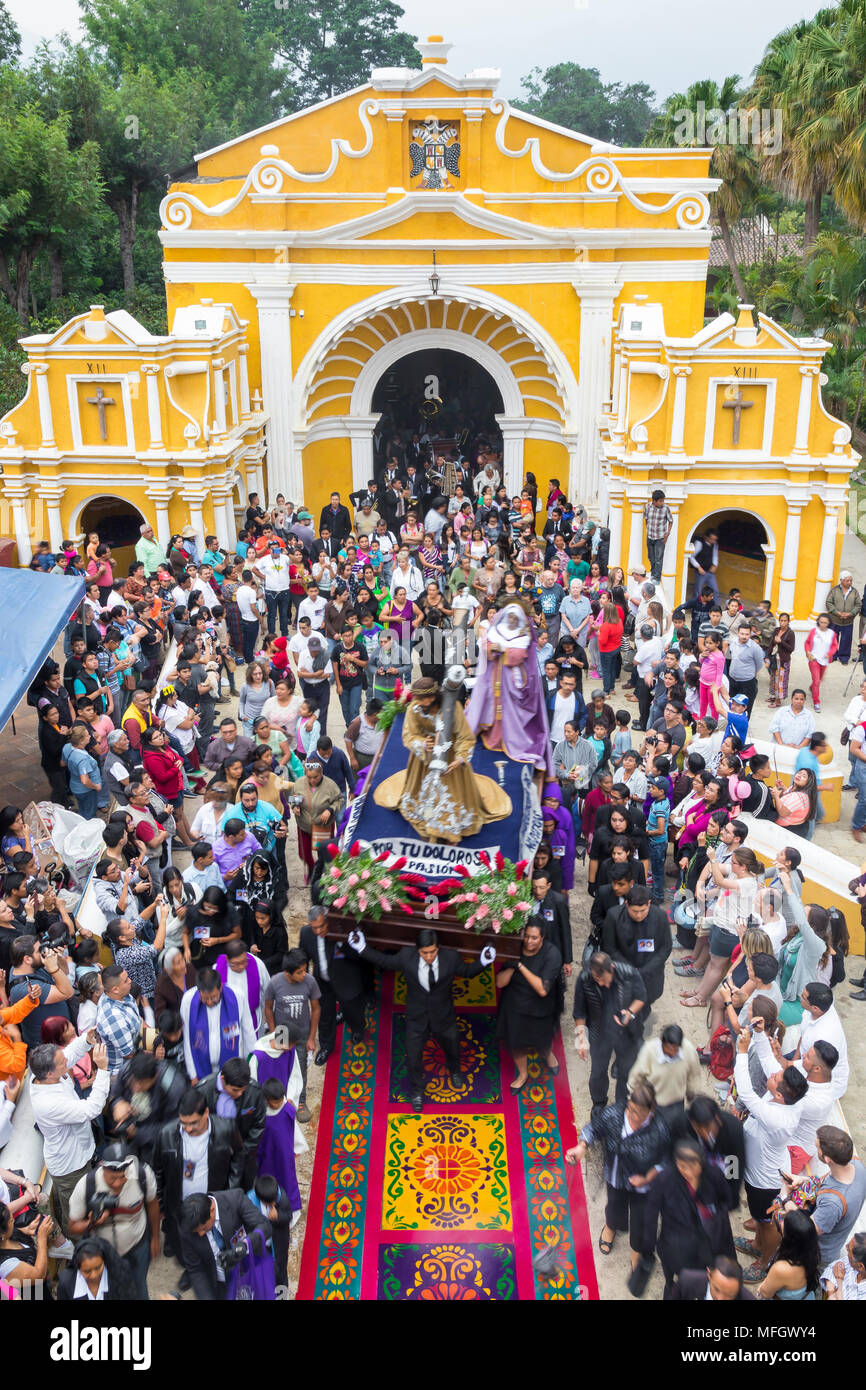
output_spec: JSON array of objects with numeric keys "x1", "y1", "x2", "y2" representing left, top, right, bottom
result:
[
  {"x1": 67, "y1": 1142, "x2": 160, "y2": 1299},
  {"x1": 176, "y1": 1190, "x2": 272, "y2": 1301}
]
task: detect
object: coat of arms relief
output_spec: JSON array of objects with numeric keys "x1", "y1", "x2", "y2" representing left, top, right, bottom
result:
[{"x1": 409, "y1": 119, "x2": 461, "y2": 189}]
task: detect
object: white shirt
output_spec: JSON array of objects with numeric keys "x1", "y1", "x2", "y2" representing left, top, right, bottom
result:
[
  {"x1": 30, "y1": 1033, "x2": 110, "y2": 1177},
  {"x1": 236, "y1": 584, "x2": 259, "y2": 623},
  {"x1": 288, "y1": 632, "x2": 311, "y2": 668},
  {"x1": 390, "y1": 564, "x2": 424, "y2": 601},
  {"x1": 418, "y1": 955, "x2": 439, "y2": 990},
  {"x1": 162, "y1": 699, "x2": 196, "y2": 754},
  {"x1": 181, "y1": 1124, "x2": 210, "y2": 1198},
  {"x1": 190, "y1": 801, "x2": 227, "y2": 845},
  {"x1": 375, "y1": 532, "x2": 396, "y2": 560},
  {"x1": 222, "y1": 959, "x2": 269, "y2": 1042},
  {"x1": 809, "y1": 627, "x2": 834, "y2": 665},
  {"x1": 799, "y1": 1005, "x2": 849, "y2": 1095},
  {"x1": 550, "y1": 692, "x2": 574, "y2": 745},
  {"x1": 635, "y1": 636, "x2": 663, "y2": 678},
  {"x1": 206, "y1": 1207, "x2": 227, "y2": 1282},
  {"x1": 624, "y1": 768, "x2": 648, "y2": 801},
  {"x1": 733, "y1": 1052, "x2": 806, "y2": 1190},
  {"x1": 843, "y1": 694, "x2": 866, "y2": 732},
  {"x1": 196, "y1": 579, "x2": 221, "y2": 611},
  {"x1": 74, "y1": 1267, "x2": 109, "y2": 1300},
  {"x1": 172, "y1": 584, "x2": 191, "y2": 610},
  {"x1": 297, "y1": 595, "x2": 327, "y2": 630},
  {"x1": 255, "y1": 553, "x2": 291, "y2": 593},
  {"x1": 316, "y1": 935, "x2": 329, "y2": 981}
]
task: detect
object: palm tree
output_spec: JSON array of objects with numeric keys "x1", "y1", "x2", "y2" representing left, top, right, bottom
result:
[
  {"x1": 748, "y1": 12, "x2": 840, "y2": 255},
  {"x1": 646, "y1": 77, "x2": 756, "y2": 301},
  {"x1": 801, "y1": 0, "x2": 866, "y2": 230}
]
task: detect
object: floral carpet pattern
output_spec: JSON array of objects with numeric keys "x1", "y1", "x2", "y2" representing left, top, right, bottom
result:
[{"x1": 297, "y1": 969, "x2": 597, "y2": 1301}]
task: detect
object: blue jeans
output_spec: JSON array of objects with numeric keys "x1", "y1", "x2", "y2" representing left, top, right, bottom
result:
[
  {"x1": 338, "y1": 683, "x2": 363, "y2": 727},
  {"x1": 241, "y1": 618, "x2": 260, "y2": 663},
  {"x1": 122, "y1": 1232, "x2": 151, "y2": 1300},
  {"x1": 852, "y1": 761, "x2": 866, "y2": 830},
  {"x1": 74, "y1": 788, "x2": 99, "y2": 818},
  {"x1": 598, "y1": 650, "x2": 618, "y2": 695},
  {"x1": 265, "y1": 589, "x2": 290, "y2": 636},
  {"x1": 648, "y1": 836, "x2": 667, "y2": 901}
]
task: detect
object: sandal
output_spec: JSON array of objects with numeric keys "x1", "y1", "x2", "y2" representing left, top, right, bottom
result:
[
  {"x1": 674, "y1": 963, "x2": 704, "y2": 977},
  {"x1": 598, "y1": 1228, "x2": 616, "y2": 1255},
  {"x1": 742, "y1": 1260, "x2": 769, "y2": 1283},
  {"x1": 681, "y1": 994, "x2": 707, "y2": 1007},
  {"x1": 734, "y1": 1236, "x2": 759, "y2": 1256}
]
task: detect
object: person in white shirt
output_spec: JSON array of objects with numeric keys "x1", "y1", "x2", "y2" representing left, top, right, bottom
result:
[
  {"x1": 250, "y1": 545, "x2": 291, "y2": 638},
  {"x1": 29, "y1": 1033, "x2": 110, "y2": 1235},
  {"x1": 235, "y1": 570, "x2": 261, "y2": 664},
  {"x1": 627, "y1": 566, "x2": 648, "y2": 614},
  {"x1": 288, "y1": 617, "x2": 313, "y2": 672},
  {"x1": 793, "y1": 984, "x2": 849, "y2": 1094},
  {"x1": 190, "y1": 785, "x2": 231, "y2": 845},
  {"x1": 389, "y1": 547, "x2": 424, "y2": 602},
  {"x1": 732, "y1": 1023, "x2": 810, "y2": 1276},
  {"x1": 751, "y1": 1030, "x2": 841, "y2": 1163},
  {"x1": 620, "y1": 752, "x2": 648, "y2": 804},
  {"x1": 842, "y1": 676, "x2": 866, "y2": 787},
  {"x1": 297, "y1": 584, "x2": 327, "y2": 631},
  {"x1": 180, "y1": 975, "x2": 246, "y2": 1083}
]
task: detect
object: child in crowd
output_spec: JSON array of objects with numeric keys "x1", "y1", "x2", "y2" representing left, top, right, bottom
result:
[
  {"x1": 646, "y1": 775, "x2": 671, "y2": 904},
  {"x1": 611, "y1": 709, "x2": 633, "y2": 769}
]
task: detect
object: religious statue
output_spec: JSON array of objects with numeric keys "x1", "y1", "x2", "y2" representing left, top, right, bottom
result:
[
  {"x1": 374, "y1": 672, "x2": 510, "y2": 843},
  {"x1": 465, "y1": 604, "x2": 554, "y2": 779}
]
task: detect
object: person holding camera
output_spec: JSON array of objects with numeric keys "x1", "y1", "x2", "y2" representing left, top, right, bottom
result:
[
  {"x1": 7, "y1": 933, "x2": 75, "y2": 1048},
  {"x1": 67, "y1": 1142, "x2": 160, "y2": 1299},
  {"x1": 176, "y1": 1189, "x2": 272, "y2": 1301},
  {"x1": 28, "y1": 1029, "x2": 110, "y2": 1235}
]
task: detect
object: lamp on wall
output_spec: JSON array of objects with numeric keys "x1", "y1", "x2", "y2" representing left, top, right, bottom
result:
[{"x1": 429, "y1": 252, "x2": 440, "y2": 297}]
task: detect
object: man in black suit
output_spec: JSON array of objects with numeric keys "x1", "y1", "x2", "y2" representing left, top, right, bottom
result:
[
  {"x1": 377, "y1": 456, "x2": 405, "y2": 492},
  {"x1": 300, "y1": 904, "x2": 367, "y2": 1064},
  {"x1": 381, "y1": 481, "x2": 407, "y2": 528},
  {"x1": 529, "y1": 871, "x2": 572, "y2": 974},
  {"x1": 311, "y1": 523, "x2": 341, "y2": 562},
  {"x1": 599, "y1": 884, "x2": 671, "y2": 1007},
  {"x1": 666, "y1": 1256, "x2": 754, "y2": 1301},
  {"x1": 669, "y1": 1095, "x2": 746, "y2": 1210},
  {"x1": 589, "y1": 863, "x2": 635, "y2": 930},
  {"x1": 542, "y1": 507, "x2": 572, "y2": 544},
  {"x1": 195, "y1": 1058, "x2": 267, "y2": 1189},
  {"x1": 348, "y1": 927, "x2": 496, "y2": 1109},
  {"x1": 318, "y1": 491, "x2": 352, "y2": 544},
  {"x1": 152, "y1": 1088, "x2": 243, "y2": 1288},
  {"x1": 178, "y1": 1189, "x2": 272, "y2": 1301}
]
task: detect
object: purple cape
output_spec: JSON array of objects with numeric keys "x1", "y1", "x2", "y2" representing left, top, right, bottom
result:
[
  {"x1": 542, "y1": 782, "x2": 576, "y2": 891},
  {"x1": 465, "y1": 609, "x2": 554, "y2": 775},
  {"x1": 257, "y1": 1105, "x2": 301, "y2": 1212},
  {"x1": 252, "y1": 1046, "x2": 296, "y2": 1091}
]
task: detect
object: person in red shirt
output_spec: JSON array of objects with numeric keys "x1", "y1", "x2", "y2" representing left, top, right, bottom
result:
[
  {"x1": 581, "y1": 770, "x2": 614, "y2": 845},
  {"x1": 140, "y1": 727, "x2": 197, "y2": 846}
]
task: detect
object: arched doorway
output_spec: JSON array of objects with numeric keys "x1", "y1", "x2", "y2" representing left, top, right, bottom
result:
[
  {"x1": 371, "y1": 348, "x2": 505, "y2": 466},
  {"x1": 78, "y1": 496, "x2": 147, "y2": 581},
  {"x1": 688, "y1": 510, "x2": 771, "y2": 605}
]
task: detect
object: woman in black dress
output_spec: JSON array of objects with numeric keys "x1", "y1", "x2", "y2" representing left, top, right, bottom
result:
[
  {"x1": 496, "y1": 921, "x2": 562, "y2": 1093},
  {"x1": 183, "y1": 885, "x2": 242, "y2": 970},
  {"x1": 247, "y1": 899, "x2": 289, "y2": 975},
  {"x1": 37, "y1": 700, "x2": 73, "y2": 805}
]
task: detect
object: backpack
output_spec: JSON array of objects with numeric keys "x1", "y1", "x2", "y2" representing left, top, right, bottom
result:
[{"x1": 707, "y1": 1024, "x2": 735, "y2": 1081}]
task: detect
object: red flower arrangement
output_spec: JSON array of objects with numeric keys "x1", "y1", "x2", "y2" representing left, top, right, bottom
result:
[
  {"x1": 319, "y1": 841, "x2": 420, "y2": 919},
  {"x1": 433, "y1": 853, "x2": 533, "y2": 935}
]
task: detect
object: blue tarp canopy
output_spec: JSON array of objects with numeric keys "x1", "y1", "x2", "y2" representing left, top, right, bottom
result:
[{"x1": 0, "y1": 570, "x2": 86, "y2": 732}]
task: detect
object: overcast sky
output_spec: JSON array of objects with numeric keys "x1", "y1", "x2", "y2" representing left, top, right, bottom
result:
[{"x1": 9, "y1": 0, "x2": 829, "y2": 102}]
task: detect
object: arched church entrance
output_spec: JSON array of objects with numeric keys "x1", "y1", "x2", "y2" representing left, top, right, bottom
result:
[
  {"x1": 79, "y1": 495, "x2": 147, "y2": 580},
  {"x1": 690, "y1": 510, "x2": 770, "y2": 605},
  {"x1": 371, "y1": 348, "x2": 505, "y2": 470}
]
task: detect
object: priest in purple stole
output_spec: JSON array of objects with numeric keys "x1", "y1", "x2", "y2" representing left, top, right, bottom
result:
[{"x1": 180, "y1": 967, "x2": 242, "y2": 1083}]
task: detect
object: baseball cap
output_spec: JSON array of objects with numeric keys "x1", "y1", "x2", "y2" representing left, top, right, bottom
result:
[
  {"x1": 730, "y1": 693, "x2": 749, "y2": 707},
  {"x1": 647, "y1": 775, "x2": 667, "y2": 790}
]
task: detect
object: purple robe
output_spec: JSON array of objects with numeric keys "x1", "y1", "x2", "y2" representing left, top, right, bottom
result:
[
  {"x1": 257, "y1": 1105, "x2": 302, "y2": 1212},
  {"x1": 542, "y1": 782, "x2": 576, "y2": 891},
  {"x1": 252, "y1": 1046, "x2": 296, "y2": 1090},
  {"x1": 465, "y1": 606, "x2": 554, "y2": 776}
]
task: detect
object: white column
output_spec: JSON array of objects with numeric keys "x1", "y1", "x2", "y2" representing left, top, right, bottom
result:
[
  {"x1": 496, "y1": 416, "x2": 527, "y2": 497},
  {"x1": 210, "y1": 490, "x2": 230, "y2": 551},
  {"x1": 347, "y1": 416, "x2": 379, "y2": 493},
  {"x1": 777, "y1": 503, "x2": 805, "y2": 615},
  {"x1": 38, "y1": 486, "x2": 65, "y2": 551},
  {"x1": 573, "y1": 272, "x2": 620, "y2": 505},
  {"x1": 32, "y1": 366, "x2": 55, "y2": 448},
  {"x1": 813, "y1": 501, "x2": 843, "y2": 615},
  {"x1": 607, "y1": 486, "x2": 624, "y2": 571},
  {"x1": 145, "y1": 485, "x2": 174, "y2": 550},
  {"x1": 661, "y1": 500, "x2": 684, "y2": 599},
  {"x1": 794, "y1": 366, "x2": 819, "y2": 454},
  {"x1": 178, "y1": 488, "x2": 207, "y2": 556},
  {"x1": 614, "y1": 359, "x2": 629, "y2": 438},
  {"x1": 237, "y1": 344, "x2": 252, "y2": 417},
  {"x1": 213, "y1": 362, "x2": 227, "y2": 437},
  {"x1": 246, "y1": 280, "x2": 300, "y2": 502},
  {"x1": 224, "y1": 488, "x2": 238, "y2": 550},
  {"x1": 669, "y1": 367, "x2": 692, "y2": 453},
  {"x1": 626, "y1": 490, "x2": 647, "y2": 573},
  {"x1": 141, "y1": 364, "x2": 164, "y2": 449},
  {"x1": 4, "y1": 485, "x2": 32, "y2": 564}
]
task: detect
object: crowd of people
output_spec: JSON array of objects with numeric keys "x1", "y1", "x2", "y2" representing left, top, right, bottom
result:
[{"x1": 1, "y1": 448, "x2": 863, "y2": 1304}]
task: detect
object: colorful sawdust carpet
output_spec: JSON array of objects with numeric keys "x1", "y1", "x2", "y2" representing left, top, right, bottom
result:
[{"x1": 297, "y1": 965, "x2": 597, "y2": 1301}]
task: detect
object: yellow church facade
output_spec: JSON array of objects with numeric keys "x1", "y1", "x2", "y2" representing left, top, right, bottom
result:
[{"x1": 0, "y1": 35, "x2": 856, "y2": 616}]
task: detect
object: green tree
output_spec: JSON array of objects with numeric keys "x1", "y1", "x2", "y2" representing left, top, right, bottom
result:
[
  {"x1": 514, "y1": 62, "x2": 655, "y2": 145},
  {"x1": 240, "y1": 0, "x2": 418, "y2": 108},
  {"x1": 0, "y1": 67, "x2": 104, "y2": 324},
  {"x1": 799, "y1": 0, "x2": 866, "y2": 231},
  {"x1": 0, "y1": 0, "x2": 20, "y2": 64},
  {"x1": 647, "y1": 76, "x2": 756, "y2": 302}
]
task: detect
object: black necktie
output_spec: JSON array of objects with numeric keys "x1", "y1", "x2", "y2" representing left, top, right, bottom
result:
[{"x1": 427, "y1": 962, "x2": 436, "y2": 992}]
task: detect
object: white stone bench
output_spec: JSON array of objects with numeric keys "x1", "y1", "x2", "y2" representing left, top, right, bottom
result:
[{"x1": 743, "y1": 815, "x2": 863, "y2": 954}]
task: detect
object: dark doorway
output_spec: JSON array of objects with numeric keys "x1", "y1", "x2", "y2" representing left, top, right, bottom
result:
[{"x1": 372, "y1": 349, "x2": 504, "y2": 464}]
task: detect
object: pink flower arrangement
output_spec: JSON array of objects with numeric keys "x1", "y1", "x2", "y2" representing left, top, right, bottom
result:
[
  {"x1": 319, "y1": 846, "x2": 417, "y2": 922},
  {"x1": 506, "y1": 883, "x2": 518, "y2": 896},
  {"x1": 449, "y1": 856, "x2": 533, "y2": 935},
  {"x1": 360, "y1": 870, "x2": 371, "y2": 881},
  {"x1": 347, "y1": 873, "x2": 359, "y2": 887}
]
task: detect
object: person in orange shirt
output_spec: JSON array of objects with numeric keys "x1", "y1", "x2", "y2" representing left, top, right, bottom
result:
[{"x1": 0, "y1": 978, "x2": 41, "y2": 1081}]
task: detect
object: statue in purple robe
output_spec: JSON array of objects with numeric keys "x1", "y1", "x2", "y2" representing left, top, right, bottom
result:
[{"x1": 466, "y1": 604, "x2": 554, "y2": 778}]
